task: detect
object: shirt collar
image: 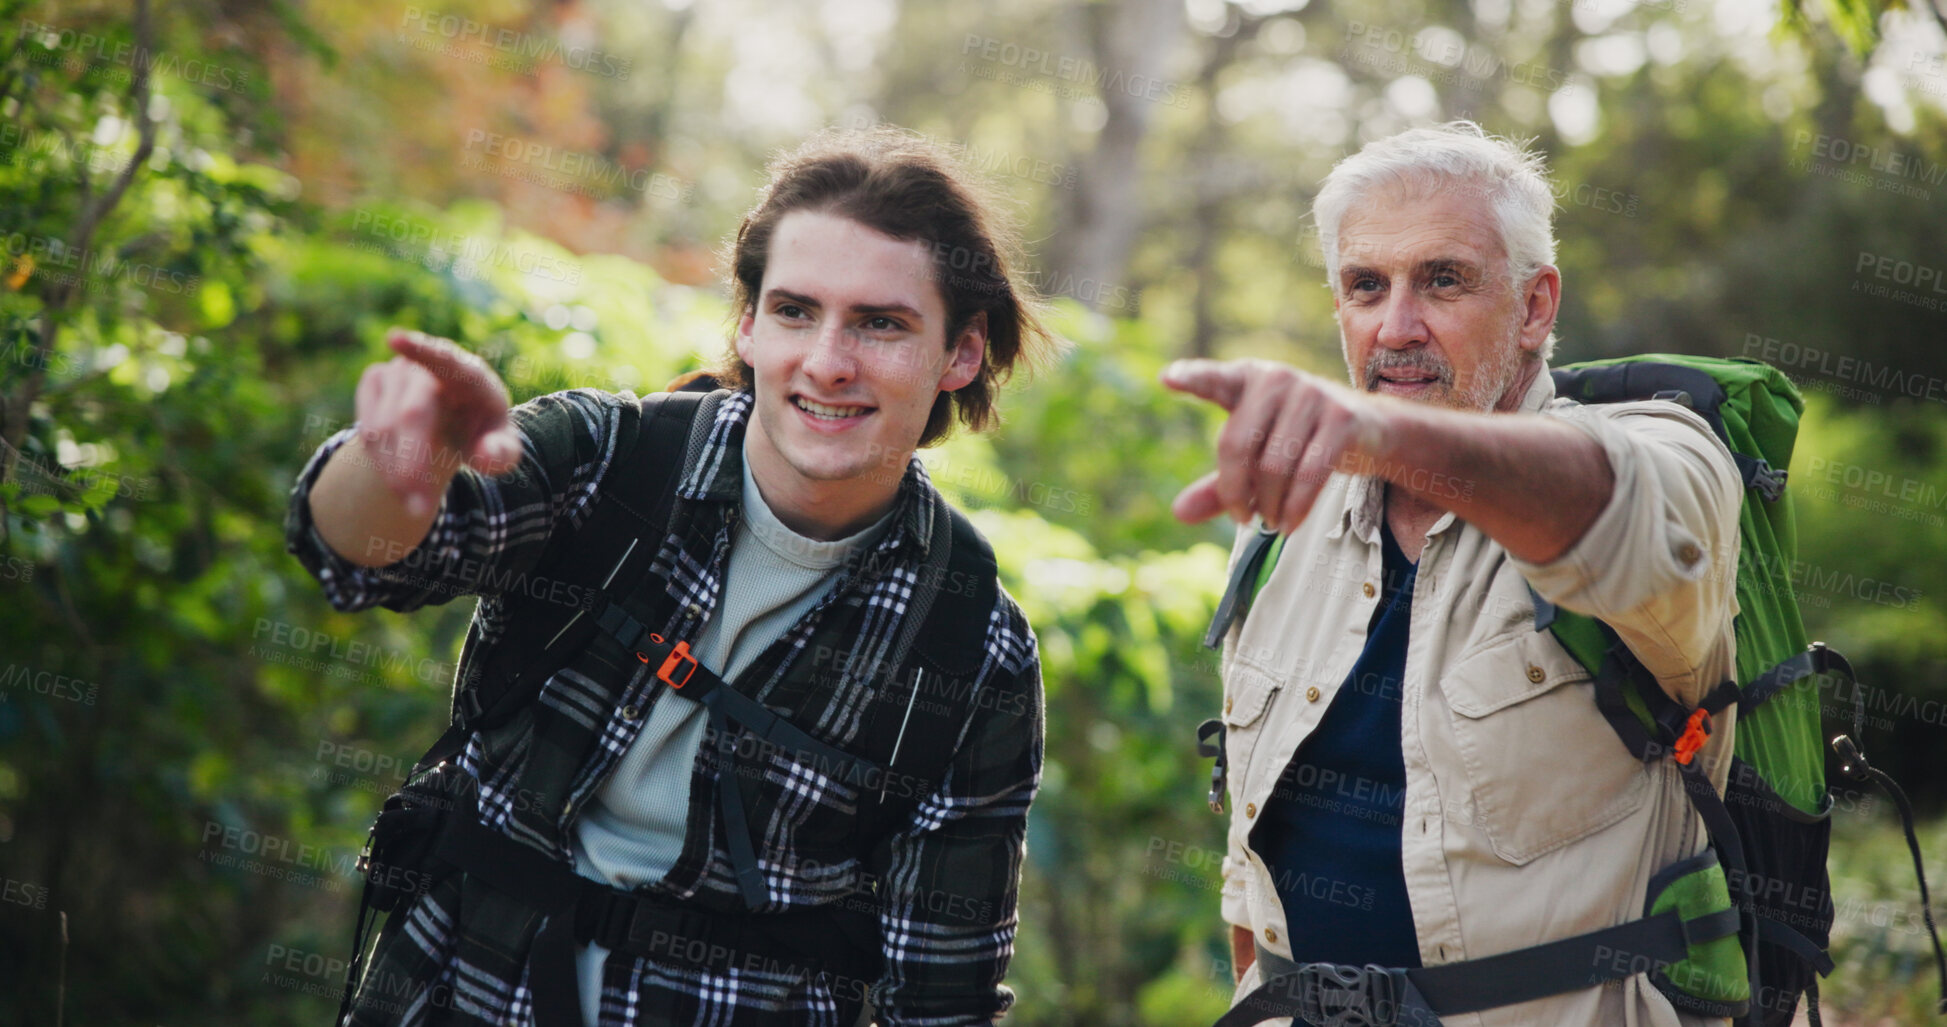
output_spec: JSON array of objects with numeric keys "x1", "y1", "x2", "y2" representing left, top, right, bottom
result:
[
  {"x1": 1331, "y1": 363, "x2": 1557, "y2": 543},
  {"x1": 675, "y1": 388, "x2": 939, "y2": 561}
]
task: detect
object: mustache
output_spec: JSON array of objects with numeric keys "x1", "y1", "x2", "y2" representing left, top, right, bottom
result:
[{"x1": 1362, "y1": 350, "x2": 1454, "y2": 390}]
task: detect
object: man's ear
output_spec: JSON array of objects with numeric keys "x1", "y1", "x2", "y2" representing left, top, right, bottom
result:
[
  {"x1": 939, "y1": 312, "x2": 987, "y2": 392},
  {"x1": 735, "y1": 310, "x2": 756, "y2": 365},
  {"x1": 1518, "y1": 265, "x2": 1561, "y2": 356}
]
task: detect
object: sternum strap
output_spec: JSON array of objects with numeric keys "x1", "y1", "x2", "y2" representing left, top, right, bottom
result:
[{"x1": 591, "y1": 598, "x2": 889, "y2": 908}]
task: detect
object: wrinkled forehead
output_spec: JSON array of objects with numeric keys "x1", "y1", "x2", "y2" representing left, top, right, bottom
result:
[{"x1": 1334, "y1": 177, "x2": 1509, "y2": 272}]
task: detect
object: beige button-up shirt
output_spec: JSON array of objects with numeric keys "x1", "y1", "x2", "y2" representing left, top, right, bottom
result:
[{"x1": 1219, "y1": 368, "x2": 1745, "y2": 1026}]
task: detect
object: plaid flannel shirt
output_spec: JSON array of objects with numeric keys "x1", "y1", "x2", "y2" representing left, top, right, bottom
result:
[{"x1": 284, "y1": 387, "x2": 1044, "y2": 1027}]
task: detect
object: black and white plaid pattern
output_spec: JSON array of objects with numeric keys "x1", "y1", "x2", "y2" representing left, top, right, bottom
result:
[{"x1": 286, "y1": 387, "x2": 1042, "y2": 1026}]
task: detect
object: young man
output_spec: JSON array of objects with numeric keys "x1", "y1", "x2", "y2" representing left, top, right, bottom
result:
[
  {"x1": 287, "y1": 128, "x2": 1052, "y2": 1027},
  {"x1": 1167, "y1": 123, "x2": 1744, "y2": 1025}
]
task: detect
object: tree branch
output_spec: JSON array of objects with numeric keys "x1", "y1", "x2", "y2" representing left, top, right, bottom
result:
[{"x1": 0, "y1": 0, "x2": 157, "y2": 533}]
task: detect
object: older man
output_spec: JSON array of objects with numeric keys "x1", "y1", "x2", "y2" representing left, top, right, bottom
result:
[{"x1": 1166, "y1": 122, "x2": 1744, "y2": 1025}]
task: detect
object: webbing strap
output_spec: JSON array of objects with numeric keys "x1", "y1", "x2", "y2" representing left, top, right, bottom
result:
[
  {"x1": 589, "y1": 598, "x2": 890, "y2": 911},
  {"x1": 1678, "y1": 757, "x2": 1763, "y2": 1026},
  {"x1": 425, "y1": 805, "x2": 874, "y2": 1025},
  {"x1": 1220, "y1": 910, "x2": 1703, "y2": 1027},
  {"x1": 593, "y1": 602, "x2": 882, "y2": 788},
  {"x1": 709, "y1": 698, "x2": 769, "y2": 908},
  {"x1": 1742, "y1": 643, "x2": 1852, "y2": 712},
  {"x1": 1204, "y1": 527, "x2": 1282, "y2": 649},
  {"x1": 1592, "y1": 641, "x2": 1659, "y2": 762},
  {"x1": 1756, "y1": 917, "x2": 1836, "y2": 977}
]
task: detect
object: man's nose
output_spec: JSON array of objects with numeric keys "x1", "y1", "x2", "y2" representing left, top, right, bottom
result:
[
  {"x1": 801, "y1": 320, "x2": 860, "y2": 384},
  {"x1": 1374, "y1": 290, "x2": 1428, "y2": 350}
]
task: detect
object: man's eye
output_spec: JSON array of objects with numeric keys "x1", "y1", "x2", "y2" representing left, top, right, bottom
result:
[
  {"x1": 776, "y1": 303, "x2": 807, "y2": 320},
  {"x1": 1430, "y1": 273, "x2": 1460, "y2": 289},
  {"x1": 864, "y1": 316, "x2": 902, "y2": 332},
  {"x1": 1351, "y1": 276, "x2": 1382, "y2": 294}
]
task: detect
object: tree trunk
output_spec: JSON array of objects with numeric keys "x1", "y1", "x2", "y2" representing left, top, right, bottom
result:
[{"x1": 1046, "y1": 0, "x2": 1184, "y2": 311}]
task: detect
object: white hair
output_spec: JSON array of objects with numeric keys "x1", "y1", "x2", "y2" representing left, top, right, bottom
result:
[{"x1": 1312, "y1": 121, "x2": 1560, "y2": 361}]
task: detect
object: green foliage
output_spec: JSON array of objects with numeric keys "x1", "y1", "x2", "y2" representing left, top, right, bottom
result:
[{"x1": 5, "y1": 0, "x2": 1947, "y2": 1023}]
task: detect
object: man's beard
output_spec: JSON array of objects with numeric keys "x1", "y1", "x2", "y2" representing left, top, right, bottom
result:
[{"x1": 1354, "y1": 331, "x2": 1529, "y2": 412}]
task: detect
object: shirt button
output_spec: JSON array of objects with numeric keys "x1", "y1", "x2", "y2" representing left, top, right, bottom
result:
[
  {"x1": 1677, "y1": 542, "x2": 1702, "y2": 566},
  {"x1": 621, "y1": 705, "x2": 641, "y2": 721},
  {"x1": 1245, "y1": 802, "x2": 1258, "y2": 819},
  {"x1": 1362, "y1": 582, "x2": 1376, "y2": 598},
  {"x1": 1306, "y1": 686, "x2": 1321, "y2": 702},
  {"x1": 1265, "y1": 926, "x2": 1279, "y2": 944},
  {"x1": 1526, "y1": 664, "x2": 1546, "y2": 684},
  {"x1": 1224, "y1": 697, "x2": 1234, "y2": 715},
  {"x1": 687, "y1": 602, "x2": 703, "y2": 617}
]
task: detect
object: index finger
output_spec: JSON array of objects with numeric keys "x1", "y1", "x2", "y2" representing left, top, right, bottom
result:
[
  {"x1": 387, "y1": 327, "x2": 488, "y2": 386},
  {"x1": 1160, "y1": 359, "x2": 1250, "y2": 411}
]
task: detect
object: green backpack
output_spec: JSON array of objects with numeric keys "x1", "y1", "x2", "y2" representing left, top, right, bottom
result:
[{"x1": 1200, "y1": 355, "x2": 1947, "y2": 1027}]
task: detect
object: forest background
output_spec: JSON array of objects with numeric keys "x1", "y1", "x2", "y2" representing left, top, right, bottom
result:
[{"x1": 6, "y1": 0, "x2": 1947, "y2": 1022}]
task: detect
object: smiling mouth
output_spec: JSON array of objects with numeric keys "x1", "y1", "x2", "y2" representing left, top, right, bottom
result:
[
  {"x1": 1372, "y1": 371, "x2": 1444, "y2": 390},
  {"x1": 793, "y1": 396, "x2": 874, "y2": 421}
]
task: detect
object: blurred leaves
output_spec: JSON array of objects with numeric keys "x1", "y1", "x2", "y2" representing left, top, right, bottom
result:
[{"x1": 4, "y1": 0, "x2": 1947, "y2": 1024}]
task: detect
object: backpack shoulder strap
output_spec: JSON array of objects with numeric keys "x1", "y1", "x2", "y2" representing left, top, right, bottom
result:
[
  {"x1": 857, "y1": 497, "x2": 1004, "y2": 843},
  {"x1": 1550, "y1": 359, "x2": 1788, "y2": 501},
  {"x1": 415, "y1": 388, "x2": 712, "y2": 771}
]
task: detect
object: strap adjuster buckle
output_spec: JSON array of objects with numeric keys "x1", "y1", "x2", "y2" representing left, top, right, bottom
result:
[
  {"x1": 656, "y1": 640, "x2": 698, "y2": 689},
  {"x1": 1288, "y1": 962, "x2": 1401, "y2": 1027},
  {"x1": 1749, "y1": 460, "x2": 1788, "y2": 502},
  {"x1": 1673, "y1": 707, "x2": 1713, "y2": 765},
  {"x1": 1196, "y1": 719, "x2": 1228, "y2": 815}
]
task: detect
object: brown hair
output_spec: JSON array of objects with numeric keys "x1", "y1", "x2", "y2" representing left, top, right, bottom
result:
[{"x1": 714, "y1": 126, "x2": 1053, "y2": 447}]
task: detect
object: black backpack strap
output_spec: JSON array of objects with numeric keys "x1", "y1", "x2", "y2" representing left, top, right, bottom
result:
[
  {"x1": 1742, "y1": 642, "x2": 1850, "y2": 713},
  {"x1": 409, "y1": 390, "x2": 708, "y2": 773},
  {"x1": 1832, "y1": 735, "x2": 1947, "y2": 1014},
  {"x1": 340, "y1": 390, "x2": 709, "y2": 1026},
  {"x1": 1219, "y1": 903, "x2": 1732, "y2": 1027},
  {"x1": 1204, "y1": 526, "x2": 1283, "y2": 649},
  {"x1": 1550, "y1": 362, "x2": 1786, "y2": 501},
  {"x1": 855, "y1": 498, "x2": 1002, "y2": 862}
]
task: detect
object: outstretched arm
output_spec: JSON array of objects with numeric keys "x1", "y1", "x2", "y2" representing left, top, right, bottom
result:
[
  {"x1": 285, "y1": 330, "x2": 639, "y2": 614},
  {"x1": 1160, "y1": 358, "x2": 1612, "y2": 565},
  {"x1": 308, "y1": 328, "x2": 522, "y2": 567}
]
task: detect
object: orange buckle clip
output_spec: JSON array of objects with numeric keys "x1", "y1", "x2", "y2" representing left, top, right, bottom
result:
[
  {"x1": 657, "y1": 640, "x2": 698, "y2": 690},
  {"x1": 1673, "y1": 708, "x2": 1713, "y2": 765}
]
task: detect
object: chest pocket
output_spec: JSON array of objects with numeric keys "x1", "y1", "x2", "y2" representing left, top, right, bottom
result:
[
  {"x1": 1443, "y1": 629, "x2": 1651, "y2": 865},
  {"x1": 1221, "y1": 662, "x2": 1283, "y2": 794}
]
